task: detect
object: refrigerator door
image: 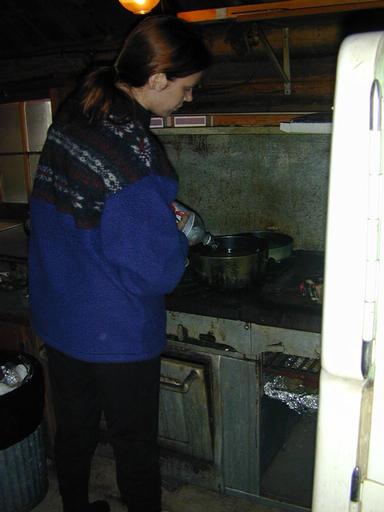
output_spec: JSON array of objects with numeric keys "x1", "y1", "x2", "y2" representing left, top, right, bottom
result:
[{"x1": 312, "y1": 32, "x2": 384, "y2": 512}]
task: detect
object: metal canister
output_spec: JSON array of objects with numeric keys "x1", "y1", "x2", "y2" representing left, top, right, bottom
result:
[{"x1": 172, "y1": 201, "x2": 212, "y2": 246}]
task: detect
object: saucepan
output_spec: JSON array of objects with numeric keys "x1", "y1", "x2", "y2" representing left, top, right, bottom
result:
[
  {"x1": 189, "y1": 234, "x2": 269, "y2": 289},
  {"x1": 239, "y1": 230, "x2": 293, "y2": 263}
]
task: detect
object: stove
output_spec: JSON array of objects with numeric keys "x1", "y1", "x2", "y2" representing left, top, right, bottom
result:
[
  {"x1": 161, "y1": 250, "x2": 323, "y2": 507},
  {"x1": 166, "y1": 250, "x2": 324, "y2": 334}
]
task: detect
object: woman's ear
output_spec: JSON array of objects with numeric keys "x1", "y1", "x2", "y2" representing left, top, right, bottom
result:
[{"x1": 148, "y1": 73, "x2": 167, "y2": 92}]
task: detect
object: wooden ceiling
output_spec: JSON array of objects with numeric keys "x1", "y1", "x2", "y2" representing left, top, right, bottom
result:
[{"x1": 0, "y1": 1, "x2": 383, "y2": 113}]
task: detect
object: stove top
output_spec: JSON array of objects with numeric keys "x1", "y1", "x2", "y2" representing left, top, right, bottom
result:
[
  {"x1": 166, "y1": 250, "x2": 324, "y2": 333},
  {"x1": 0, "y1": 262, "x2": 28, "y2": 293}
]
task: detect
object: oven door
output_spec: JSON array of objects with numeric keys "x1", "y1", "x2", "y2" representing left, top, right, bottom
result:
[{"x1": 159, "y1": 357, "x2": 213, "y2": 461}]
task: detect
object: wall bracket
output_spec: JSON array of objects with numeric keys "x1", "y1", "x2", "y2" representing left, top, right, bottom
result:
[{"x1": 249, "y1": 25, "x2": 291, "y2": 95}]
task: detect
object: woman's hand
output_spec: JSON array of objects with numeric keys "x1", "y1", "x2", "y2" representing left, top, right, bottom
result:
[{"x1": 176, "y1": 211, "x2": 190, "y2": 232}]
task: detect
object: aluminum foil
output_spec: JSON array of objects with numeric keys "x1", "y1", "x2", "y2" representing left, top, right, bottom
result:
[{"x1": 264, "y1": 374, "x2": 318, "y2": 414}]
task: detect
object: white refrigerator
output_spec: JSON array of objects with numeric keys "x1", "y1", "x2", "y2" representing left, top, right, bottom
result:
[{"x1": 312, "y1": 31, "x2": 384, "y2": 511}]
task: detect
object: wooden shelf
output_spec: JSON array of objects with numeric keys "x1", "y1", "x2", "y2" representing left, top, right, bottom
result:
[{"x1": 178, "y1": 0, "x2": 384, "y2": 23}]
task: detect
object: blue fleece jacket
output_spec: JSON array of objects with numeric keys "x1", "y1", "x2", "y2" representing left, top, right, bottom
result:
[{"x1": 28, "y1": 97, "x2": 188, "y2": 362}]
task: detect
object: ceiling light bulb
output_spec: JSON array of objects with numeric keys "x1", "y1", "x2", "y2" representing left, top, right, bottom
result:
[{"x1": 118, "y1": 0, "x2": 161, "y2": 15}]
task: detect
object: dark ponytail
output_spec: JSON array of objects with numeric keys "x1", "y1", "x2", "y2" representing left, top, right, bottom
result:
[{"x1": 77, "y1": 66, "x2": 119, "y2": 122}]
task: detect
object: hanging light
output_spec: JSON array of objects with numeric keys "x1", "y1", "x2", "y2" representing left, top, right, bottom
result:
[{"x1": 118, "y1": 0, "x2": 161, "y2": 15}]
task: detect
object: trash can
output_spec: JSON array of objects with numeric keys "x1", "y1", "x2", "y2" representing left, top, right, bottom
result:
[{"x1": 0, "y1": 351, "x2": 48, "y2": 512}]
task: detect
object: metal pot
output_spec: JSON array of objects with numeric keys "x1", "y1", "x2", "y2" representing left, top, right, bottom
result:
[
  {"x1": 189, "y1": 234, "x2": 269, "y2": 289},
  {"x1": 239, "y1": 231, "x2": 293, "y2": 262}
]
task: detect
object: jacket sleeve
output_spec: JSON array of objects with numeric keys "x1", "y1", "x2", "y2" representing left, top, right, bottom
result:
[{"x1": 100, "y1": 175, "x2": 189, "y2": 296}]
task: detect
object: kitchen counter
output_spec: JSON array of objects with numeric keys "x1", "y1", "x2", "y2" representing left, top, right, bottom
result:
[
  {"x1": 166, "y1": 251, "x2": 324, "y2": 333},
  {"x1": 0, "y1": 223, "x2": 323, "y2": 334},
  {"x1": 0, "y1": 224, "x2": 28, "y2": 263},
  {"x1": 0, "y1": 223, "x2": 29, "y2": 324}
]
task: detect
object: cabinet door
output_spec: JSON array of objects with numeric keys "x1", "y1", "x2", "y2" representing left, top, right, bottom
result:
[{"x1": 159, "y1": 357, "x2": 212, "y2": 461}]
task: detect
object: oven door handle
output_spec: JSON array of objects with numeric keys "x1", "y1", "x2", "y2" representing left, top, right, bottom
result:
[{"x1": 160, "y1": 369, "x2": 200, "y2": 394}]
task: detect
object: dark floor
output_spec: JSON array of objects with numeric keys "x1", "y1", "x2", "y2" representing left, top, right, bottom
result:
[
  {"x1": 32, "y1": 412, "x2": 316, "y2": 512},
  {"x1": 31, "y1": 454, "x2": 288, "y2": 512}
]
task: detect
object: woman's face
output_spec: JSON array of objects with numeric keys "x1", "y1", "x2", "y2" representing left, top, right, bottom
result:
[{"x1": 143, "y1": 71, "x2": 203, "y2": 118}]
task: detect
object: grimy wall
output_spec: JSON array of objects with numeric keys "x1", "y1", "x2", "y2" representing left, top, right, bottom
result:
[{"x1": 158, "y1": 128, "x2": 331, "y2": 251}]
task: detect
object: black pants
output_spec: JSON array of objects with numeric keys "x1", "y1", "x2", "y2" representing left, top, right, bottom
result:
[{"x1": 46, "y1": 346, "x2": 161, "y2": 512}]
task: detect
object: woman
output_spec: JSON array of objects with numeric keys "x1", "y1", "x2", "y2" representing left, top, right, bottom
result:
[{"x1": 28, "y1": 15, "x2": 211, "y2": 512}]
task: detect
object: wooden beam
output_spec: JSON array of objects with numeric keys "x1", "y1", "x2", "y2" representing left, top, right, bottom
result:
[{"x1": 178, "y1": 0, "x2": 384, "y2": 22}]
